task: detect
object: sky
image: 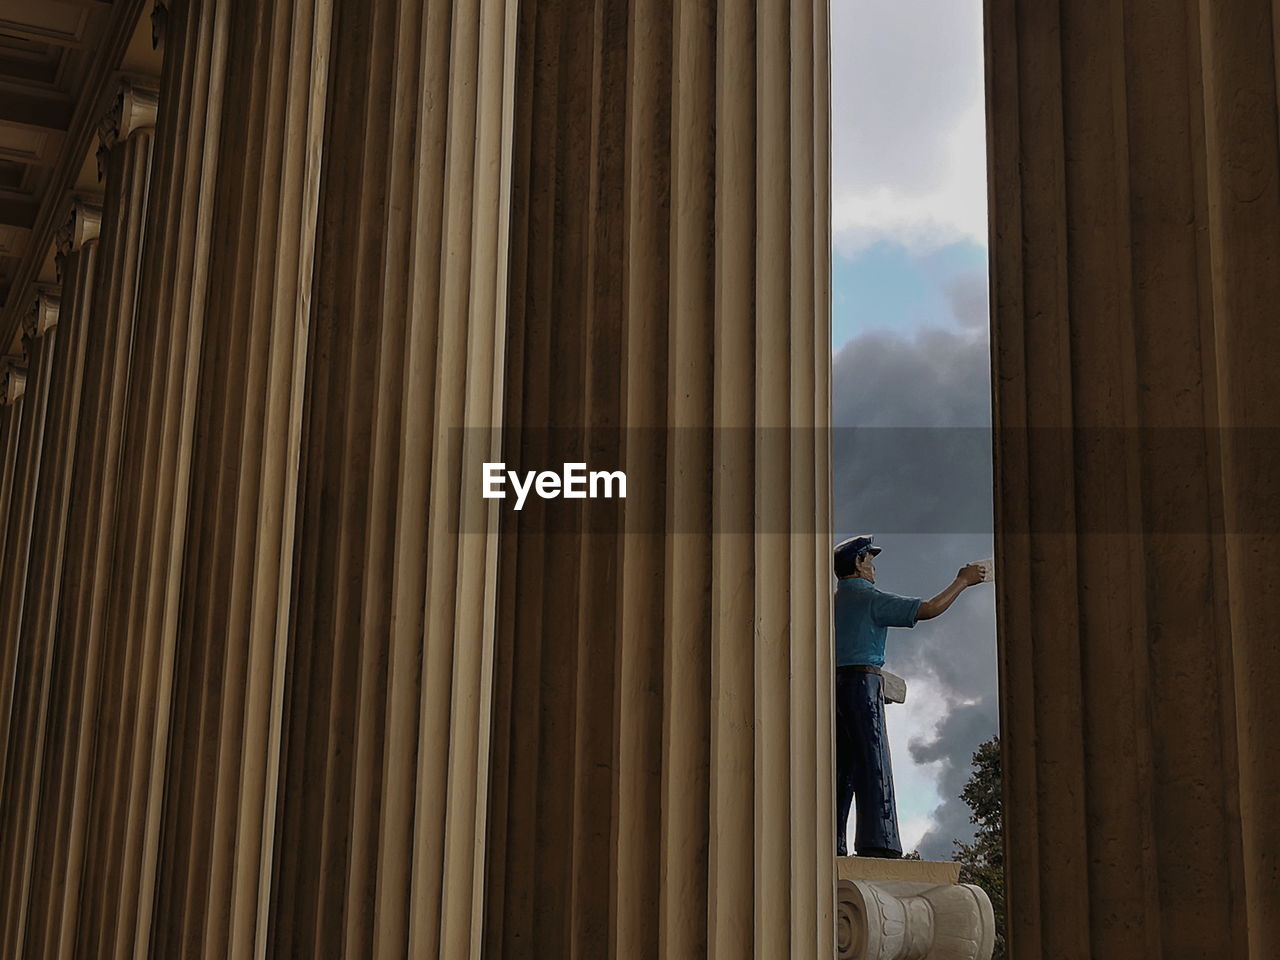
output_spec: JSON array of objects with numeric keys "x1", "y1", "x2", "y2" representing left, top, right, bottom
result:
[{"x1": 829, "y1": 0, "x2": 997, "y2": 859}]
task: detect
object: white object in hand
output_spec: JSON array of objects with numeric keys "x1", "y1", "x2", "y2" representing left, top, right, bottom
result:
[
  {"x1": 881, "y1": 670, "x2": 907, "y2": 705},
  {"x1": 974, "y1": 557, "x2": 995, "y2": 583}
]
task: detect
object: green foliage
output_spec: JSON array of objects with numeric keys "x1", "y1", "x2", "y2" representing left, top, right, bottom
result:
[{"x1": 952, "y1": 737, "x2": 1006, "y2": 960}]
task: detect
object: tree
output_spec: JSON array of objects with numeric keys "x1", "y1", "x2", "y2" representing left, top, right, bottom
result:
[{"x1": 953, "y1": 737, "x2": 1006, "y2": 960}]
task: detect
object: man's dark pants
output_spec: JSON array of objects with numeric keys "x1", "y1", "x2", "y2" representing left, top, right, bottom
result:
[{"x1": 835, "y1": 666, "x2": 903, "y2": 857}]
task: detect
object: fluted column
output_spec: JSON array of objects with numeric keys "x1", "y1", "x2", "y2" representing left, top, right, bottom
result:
[
  {"x1": 82, "y1": 4, "x2": 227, "y2": 956},
  {"x1": 264, "y1": 0, "x2": 516, "y2": 957},
  {"x1": 113, "y1": 2, "x2": 332, "y2": 957},
  {"x1": 986, "y1": 0, "x2": 1280, "y2": 956},
  {"x1": 485, "y1": 1, "x2": 833, "y2": 957}
]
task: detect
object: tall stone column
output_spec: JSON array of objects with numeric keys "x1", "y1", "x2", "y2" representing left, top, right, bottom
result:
[
  {"x1": 484, "y1": 1, "x2": 833, "y2": 958},
  {"x1": 87, "y1": 3, "x2": 228, "y2": 955},
  {"x1": 0, "y1": 198, "x2": 102, "y2": 960},
  {"x1": 112, "y1": 2, "x2": 332, "y2": 957},
  {"x1": 986, "y1": 0, "x2": 1280, "y2": 956},
  {"x1": 266, "y1": 1, "x2": 515, "y2": 958}
]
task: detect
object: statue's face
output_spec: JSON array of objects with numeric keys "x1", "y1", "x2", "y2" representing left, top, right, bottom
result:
[{"x1": 855, "y1": 552, "x2": 876, "y2": 583}]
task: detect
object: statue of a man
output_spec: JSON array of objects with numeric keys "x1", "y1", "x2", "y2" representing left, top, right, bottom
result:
[{"x1": 834, "y1": 534, "x2": 986, "y2": 858}]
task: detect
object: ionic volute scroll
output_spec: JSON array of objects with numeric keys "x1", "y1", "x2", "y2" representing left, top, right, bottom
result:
[
  {"x1": 837, "y1": 879, "x2": 995, "y2": 960},
  {"x1": 0, "y1": 358, "x2": 26, "y2": 405},
  {"x1": 54, "y1": 197, "x2": 105, "y2": 283},
  {"x1": 23, "y1": 288, "x2": 61, "y2": 340},
  {"x1": 96, "y1": 79, "x2": 161, "y2": 180},
  {"x1": 58, "y1": 198, "x2": 105, "y2": 253}
]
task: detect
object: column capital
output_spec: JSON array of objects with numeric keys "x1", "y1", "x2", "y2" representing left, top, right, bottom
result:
[
  {"x1": 1, "y1": 358, "x2": 27, "y2": 405},
  {"x1": 837, "y1": 878, "x2": 995, "y2": 960},
  {"x1": 21, "y1": 288, "x2": 61, "y2": 340},
  {"x1": 97, "y1": 79, "x2": 161, "y2": 177},
  {"x1": 56, "y1": 197, "x2": 105, "y2": 259}
]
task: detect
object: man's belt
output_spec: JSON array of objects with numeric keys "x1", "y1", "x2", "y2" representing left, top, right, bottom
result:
[{"x1": 839, "y1": 664, "x2": 882, "y2": 675}]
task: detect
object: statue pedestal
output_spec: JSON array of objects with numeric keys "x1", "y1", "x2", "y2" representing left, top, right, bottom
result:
[{"x1": 835, "y1": 857, "x2": 994, "y2": 960}]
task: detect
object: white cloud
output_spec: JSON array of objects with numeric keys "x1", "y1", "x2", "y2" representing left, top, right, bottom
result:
[
  {"x1": 898, "y1": 814, "x2": 938, "y2": 855},
  {"x1": 831, "y1": 1, "x2": 988, "y2": 254}
]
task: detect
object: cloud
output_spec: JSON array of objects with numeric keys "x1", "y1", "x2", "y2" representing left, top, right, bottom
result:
[
  {"x1": 833, "y1": 328, "x2": 989, "y2": 427},
  {"x1": 831, "y1": 242, "x2": 988, "y2": 347},
  {"x1": 909, "y1": 698, "x2": 1000, "y2": 860},
  {"x1": 943, "y1": 269, "x2": 989, "y2": 330},
  {"x1": 831, "y1": 0, "x2": 988, "y2": 253}
]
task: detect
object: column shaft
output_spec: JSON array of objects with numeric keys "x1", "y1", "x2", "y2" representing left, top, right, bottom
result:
[
  {"x1": 265, "y1": 0, "x2": 515, "y2": 958},
  {"x1": 147, "y1": 1, "x2": 330, "y2": 957},
  {"x1": 486, "y1": 1, "x2": 833, "y2": 957},
  {"x1": 96, "y1": 2, "x2": 229, "y2": 955},
  {"x1": 986, "y1": 0, "x2": 1280, "y2": 955}
]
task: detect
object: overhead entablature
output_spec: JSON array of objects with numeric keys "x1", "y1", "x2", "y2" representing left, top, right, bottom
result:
[{"x1": 0, "y1": 0, "x2": 159, "y2": 354}]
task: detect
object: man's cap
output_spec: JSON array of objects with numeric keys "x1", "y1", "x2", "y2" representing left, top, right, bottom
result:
[{"x1": 834, "y1": 534, "x2": 881, "y2": 565}]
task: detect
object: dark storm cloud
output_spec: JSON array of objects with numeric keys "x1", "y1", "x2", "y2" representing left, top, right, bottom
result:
[
  {"x1": 833, "y1": 322, "x2": 999, "y2": 854},
  {"x1": 879, "y1": 536, "x2": 997, "y2": 696},
  {"x1": 832, "y1": 327, "x2": 993, "y2": 534},
  {"x1": 944, "y1": 270, "x2": 989, "y2": 329}
]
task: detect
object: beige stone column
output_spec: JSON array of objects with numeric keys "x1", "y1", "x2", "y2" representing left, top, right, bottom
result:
[
  {"x1": 986, "y1": 0, "x2": 1280, "y2": 956},
  {"x1": 80, "y1": 4, "x2": 228, "y2": 956},
  {"x1": 115, "y1": 2, "x2": 331, "y2": 957},
  {"x1": 264, "y1": 0, "x2": 516, "y2": 957},
  {"x1": 484, "y1": 1, "x2": 833, "y2": 958}
]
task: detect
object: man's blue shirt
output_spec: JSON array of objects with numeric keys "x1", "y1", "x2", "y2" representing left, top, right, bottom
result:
[{"x1": 834, "y1": 576, "x2": 922, "y2": 668}]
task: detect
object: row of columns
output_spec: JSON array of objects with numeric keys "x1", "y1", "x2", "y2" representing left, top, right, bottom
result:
[
  {"x1": 0, "y1": 0, "x2": 834, "y2": 957},
  {"x1": 0, "y1": 78, "x2": 157, "y2": 959}
]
